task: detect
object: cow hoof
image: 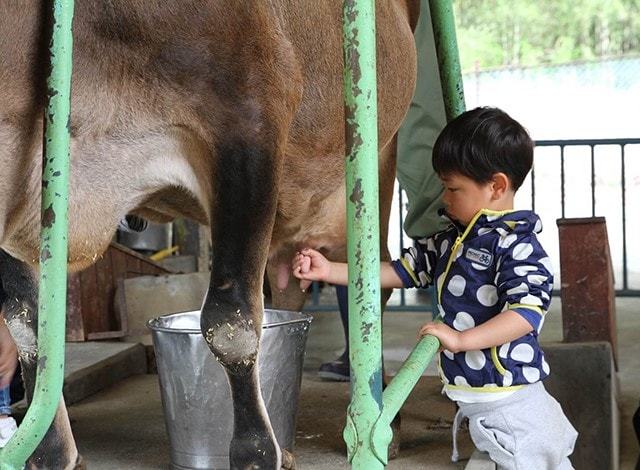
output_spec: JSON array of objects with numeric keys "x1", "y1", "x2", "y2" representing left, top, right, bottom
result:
[
  {"x1": 281, "y1": 448, "x2": 296, "y2": 469},
  {"x1": 26, "y1": 452, "x2": 85, "y2": 470},
  {"x1": 229, "y1": 436, "x2": 279, "y2": 470},
  {"x1": 74, "y1": 454, "x2": 86, "y2": 470}
]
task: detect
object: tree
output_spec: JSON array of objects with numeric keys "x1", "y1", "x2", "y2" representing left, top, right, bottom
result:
[{"x1": 453, "y1": 0, "x2": 640, "y2": 71}]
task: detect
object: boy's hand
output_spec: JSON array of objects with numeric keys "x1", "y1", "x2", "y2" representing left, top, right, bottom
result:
[
  {"x1": 419, "y1": 322, "x2": 464, "y2": 353},
  {"x1": 292, "y1": 248, "x2": 331, "y2": 291}
]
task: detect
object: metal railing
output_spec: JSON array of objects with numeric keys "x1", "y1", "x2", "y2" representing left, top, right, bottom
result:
[
  {"x1": 532, "y1": 138, "x2": 639, "y2": 296},
  {"x1": 0, "y1": 1, "x2": 75, "y2": 467}
]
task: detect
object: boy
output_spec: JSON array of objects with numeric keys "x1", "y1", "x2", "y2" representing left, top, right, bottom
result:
[{"x1": 292, "y1": 107, "x2": 578, "y2": 469}]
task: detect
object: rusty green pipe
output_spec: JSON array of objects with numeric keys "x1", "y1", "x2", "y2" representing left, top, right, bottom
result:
[
  {"x1": 429, "y1": 0, "x2": 466, "y2": 120},
  {"x1": 367, "y1": 1, "x2": 467, "y2": 461},
  {"x1": 341, "y1": 0, "x2": 385, "y2": 467},
  {"x1": 370, "y1": 334, "x2": 441, "y2": 463},
  {"x1": 345, "y1": 0, "x2": 465, "y2": 462},
  {"x1": 347, "y1": 0, "x2": 466, "y2": 464},
  {"x1": 0, "y1": 1, "x2": 74, "y2": 468}
]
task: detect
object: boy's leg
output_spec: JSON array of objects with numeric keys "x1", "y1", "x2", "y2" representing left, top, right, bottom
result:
[
  {"x1": 461, "y1": 383, "x2": 577, "y2": 470},
  {"x1": 318, "y1": 285, "x2": 350, "y2": 381},
  {"x1": 9, "y1": 362, "x2": 23, "y2": 405},
  {"x1": 0, "y1": 274, "x2": 19, "y2": 448},
  {"x1": 336, "y1": 284, "x2": 349, "y2": 357},
  {"x1": 0, "y1": 386, "x2": 11, "y2": 415},
  {"x1": 0, "y1": 385, "x2": 17, "y2": 448}
]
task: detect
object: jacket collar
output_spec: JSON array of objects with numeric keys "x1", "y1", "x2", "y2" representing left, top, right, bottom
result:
[{"x1": 439, "y1": 208, "x2": 542, "y2": 241}]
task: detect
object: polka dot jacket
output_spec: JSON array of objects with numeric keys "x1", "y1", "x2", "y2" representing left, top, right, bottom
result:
[{"x1": 391, "y1": 209, "x2": 554, "y2": 400}]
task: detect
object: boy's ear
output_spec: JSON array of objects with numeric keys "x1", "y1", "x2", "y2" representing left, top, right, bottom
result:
[{"x1": 490, "y1": 172, "x2": 511, "y2": 199}]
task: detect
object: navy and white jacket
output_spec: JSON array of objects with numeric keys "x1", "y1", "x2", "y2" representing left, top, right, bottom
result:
[{"x1": 392, "y1": 209, "x2": 554, "y2": 403}]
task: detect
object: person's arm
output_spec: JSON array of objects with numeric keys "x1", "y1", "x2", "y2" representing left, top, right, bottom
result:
[
  {"x1": 0, "y1": 319, "x2": 18, "y2": 388},
  {"x1": 292, "y1": 248, "x2": 404, "y2": 289},
  {"x1": 390, "y1": 235, "x2": 440, "y2": 289},
  {"x1": 380, "y1": 263, "x2": 404, "y2": 288},
  {"x1": 419, "y1": 310, "x2": 533, "y2": 353}
]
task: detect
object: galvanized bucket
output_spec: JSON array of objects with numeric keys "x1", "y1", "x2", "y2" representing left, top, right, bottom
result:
[
  {"x1": 148, "y1": 309, "x2": 312, "y2": 470},
  {"x1": 118, "y1": 221, "x2": 172, "y2": 252}
]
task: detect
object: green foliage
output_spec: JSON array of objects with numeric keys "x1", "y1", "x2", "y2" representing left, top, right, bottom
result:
[{"x1": 453, "y1": 0, "x2": 640, "y2": 71}]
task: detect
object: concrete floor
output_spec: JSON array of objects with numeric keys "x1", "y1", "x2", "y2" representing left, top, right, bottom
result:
[{"x1": 65, "y1": 296, "x2": 639, "y2": 469}]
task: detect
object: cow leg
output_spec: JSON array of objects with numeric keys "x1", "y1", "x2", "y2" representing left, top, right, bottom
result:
[
  {"x1": 0, "y1": 250, "x2": 80, "y2": 469},
  {"x1": 201, "y1": 138, "x2": 284, "y2": 469}
]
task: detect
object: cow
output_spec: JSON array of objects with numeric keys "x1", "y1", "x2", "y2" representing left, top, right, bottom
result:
[{"x1": 0, "y1": 1, "x2": 419, "y2": 468}]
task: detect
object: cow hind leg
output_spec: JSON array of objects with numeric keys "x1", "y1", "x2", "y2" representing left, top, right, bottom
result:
[
  {"x1": 0, "y1": 250, "x2": 80, "y2": 469},
  {"x1": 201, "y1": 137, "x2": 285, "y2": 469}
]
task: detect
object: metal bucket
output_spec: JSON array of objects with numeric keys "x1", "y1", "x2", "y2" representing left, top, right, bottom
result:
[
  {"x1": 147, "y1": 309, "x2": 312, "y2": 470},
  {"x1": 118, "y1": 221, "x2": 172, "y2": 252}
]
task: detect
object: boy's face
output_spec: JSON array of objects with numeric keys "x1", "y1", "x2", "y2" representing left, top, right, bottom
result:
[{"x1": 440, "y1": 173, "x2": 495, "y2": 226}]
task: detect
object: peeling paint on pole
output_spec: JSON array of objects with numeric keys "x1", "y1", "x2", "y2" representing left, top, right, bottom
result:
[
  {"x1": 429, "y1": 0, "x2": 466, "y2": 121},
  {"x1": 342, "y1": 0, "x2": 385, "y2": 467},
  {"x1": 42, "y1": 204, "x2": 56, "y2": 228},
  {"x1": 340, "y1": 2, "x2": 466, "y2": 467},
  {"x1": 0, "y1": 1, "x2": 74, "y2": 468}
]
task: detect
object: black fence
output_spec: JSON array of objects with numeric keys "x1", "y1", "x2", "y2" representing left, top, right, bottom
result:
[{"x1": 531, "y1": 138, "x2": 639, "y2": 296}]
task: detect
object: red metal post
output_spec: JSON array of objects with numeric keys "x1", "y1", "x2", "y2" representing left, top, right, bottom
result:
[{"x1": 557, "y1": 217, "x2": 617, "y2": 367}]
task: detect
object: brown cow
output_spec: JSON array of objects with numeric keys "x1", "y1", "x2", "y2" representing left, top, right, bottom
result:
[{"x1": 0, "y1": 1, "x2": 419, "y2": 468}]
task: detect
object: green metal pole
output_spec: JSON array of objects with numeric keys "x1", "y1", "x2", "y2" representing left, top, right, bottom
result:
[
  {"x1": 429, "y1": 0, "x2": 466, "y2": 120},
  {"x1": 370, "y1": 335, "x2": 440, "y2": 463},
  {"x1": 368, "y1": 0, "x2": 467, "y2": 461},
  {"x1": 342, "y1": 0, "x2": 385, "y2": 468},
  {"x1": 0, "y1": 1, "x2": 74, "y2": 468}
]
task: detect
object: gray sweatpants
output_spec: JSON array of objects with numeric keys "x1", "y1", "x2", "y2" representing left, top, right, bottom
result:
[{"x1": 454, "y1": 382, "x2": 578, "y2": 470}]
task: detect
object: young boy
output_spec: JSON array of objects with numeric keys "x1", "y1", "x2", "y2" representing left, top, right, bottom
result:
[{"x1": 292, "y1": 107, "x2": 578, "y2": 469}]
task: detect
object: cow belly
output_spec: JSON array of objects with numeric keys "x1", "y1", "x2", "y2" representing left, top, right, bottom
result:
[{"x1": 0, "y1": 126, "x2": 209, "y2": 270}]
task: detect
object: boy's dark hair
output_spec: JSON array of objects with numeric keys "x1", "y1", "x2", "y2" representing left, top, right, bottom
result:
[{"x1": 432, "y1": 107, "x2": 533, "y2": 191}]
